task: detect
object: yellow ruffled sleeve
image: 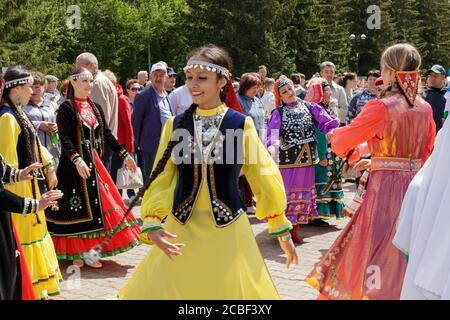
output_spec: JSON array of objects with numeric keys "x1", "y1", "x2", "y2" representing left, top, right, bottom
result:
[
  {"x1": 0, "y1": 113, "x2": 20, "y2": 168},
  {"x1": 242, "y1": 117, "x2": 292, "y2": 236},
  {"x1": 140, "y1": 116, "x2": 177, "y2": 235}
]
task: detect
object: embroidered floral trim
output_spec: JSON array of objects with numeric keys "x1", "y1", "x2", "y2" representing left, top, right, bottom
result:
[
  {"x1": 69, "y1": 195, "x2": 82, "y2": 211},
  {"x1": 371, "y1": 157, "x2": 421, "y2": 172},
  {"x1": 309, "y1": 224, "x2": 356, "y2": 299}
]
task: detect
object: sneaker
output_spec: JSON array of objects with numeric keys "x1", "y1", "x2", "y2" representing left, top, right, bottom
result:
[{"x1": 84, "y1": 259, "x2": 103, "y2": 269}]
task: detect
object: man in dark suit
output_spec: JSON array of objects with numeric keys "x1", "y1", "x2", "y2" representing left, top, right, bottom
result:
[{"x1": 132, "y1": 62, "x2": 168, "y2": 181}]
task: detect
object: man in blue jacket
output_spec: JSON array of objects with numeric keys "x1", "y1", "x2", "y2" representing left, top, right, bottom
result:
[
  {"x1": 423, "y1": 64, "x2": 447, "y2": 133},
  {"x1": 132, "y1": 62, "x2": 168, "y2": 181}
]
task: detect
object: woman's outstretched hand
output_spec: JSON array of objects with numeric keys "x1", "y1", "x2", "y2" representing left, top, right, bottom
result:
[
  {"x1": 147, "y1": 229, "x2": 186, "y2": 260},
  {"x1": 38, "y1": 190, "x2": 64, "y2": 211},
  {"x1": 353, "y1": 159, "x2": 371, "y2": 172},
  {"x1": 19, "y1": 162, "x2": 43, "y2": 181}
]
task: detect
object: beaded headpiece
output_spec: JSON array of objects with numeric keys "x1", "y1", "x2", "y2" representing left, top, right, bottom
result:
[
  {"x1": 4, "y1": 76, "x2": 34, "y2": 89},
  {"x1": 183, "y1": 60, "x2": 230, "y2": 79},
  {"x1": 277, "y1": 78, "x2": 291, "y2": 90},
  {"x1": 70, "y1": 70, "x2": 93, "y2": 80}
]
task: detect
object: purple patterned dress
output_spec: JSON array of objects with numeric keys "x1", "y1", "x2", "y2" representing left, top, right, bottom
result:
[{"x1": 266, "y1": 99, "x2": 339, "y2": 225}]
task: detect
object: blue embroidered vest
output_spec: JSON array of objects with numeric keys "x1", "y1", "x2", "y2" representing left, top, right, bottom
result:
[{"x1": 171, "y1": 108, "x2": 246, "y2": 227}]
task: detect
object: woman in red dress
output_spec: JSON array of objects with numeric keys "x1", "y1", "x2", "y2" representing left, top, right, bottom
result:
[{"x1": 46, "y1": 68, "x2": 141, "y2": 268}]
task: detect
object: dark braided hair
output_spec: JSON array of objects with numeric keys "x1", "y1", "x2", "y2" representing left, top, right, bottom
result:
[
  {"x1": 1, "y1": 66, "x2": 46, "y2": 222},
  {"x1": 125, "y1": 103, "x2": 198, "y2": 212}
]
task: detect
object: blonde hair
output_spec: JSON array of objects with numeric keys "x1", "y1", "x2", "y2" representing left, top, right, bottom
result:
[
  {"x1": 103, "y1": 69, "x2": 117, "y2": 85},
  {"x1": 380, "y1": 43, "x2": 421, "y2": 72},
  {"x1": 380, "y1": 43, "x2": 421, "y2": 101}
]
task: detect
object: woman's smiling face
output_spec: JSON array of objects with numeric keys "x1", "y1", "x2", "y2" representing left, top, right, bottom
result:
[{"x1": 185, "y1": 60, "x2": 226, "y2": 108}]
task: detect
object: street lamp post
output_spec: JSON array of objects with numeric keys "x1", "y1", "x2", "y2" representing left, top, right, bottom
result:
[{"x1": 349, "y1": 34, "x2": 366, "y2": 74}]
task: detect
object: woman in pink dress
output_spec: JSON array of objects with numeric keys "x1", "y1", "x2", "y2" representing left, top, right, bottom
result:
[{"x1": 305, "y1": 43, "x2": 436, "y2": 299}]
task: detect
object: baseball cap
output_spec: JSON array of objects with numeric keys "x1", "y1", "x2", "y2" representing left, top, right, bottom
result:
[
  {"x1": 167, "y1": 67, "x2": 176, "y2": 76},
  {"x1": 150, "y1": 62, "x2": 167, "y2": 73},
  {"x1": 429, "y1": 65, "x2": 446, "y2": 76}
]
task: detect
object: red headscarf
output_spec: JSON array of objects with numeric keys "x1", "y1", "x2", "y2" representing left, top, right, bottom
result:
[
  {"x1": 304, "y1": 78, "x2": 324, "y2": 104},
  {"x1": 395, "y1": 70, "x2": 420, "y2": 106},
  {"x1": 225, "y1": 77, "x2": 243, "y2": 114},
  {"x1": 273, "y1": 79, "x2": 282, "y2": 107},
  {"x1": 273, "y1": 77, "x2": 293, "y2": 107}
]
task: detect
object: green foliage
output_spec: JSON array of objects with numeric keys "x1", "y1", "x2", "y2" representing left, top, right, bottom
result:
[{"x1": 1, "y1": 0, "x2": 449, "y2": 81}]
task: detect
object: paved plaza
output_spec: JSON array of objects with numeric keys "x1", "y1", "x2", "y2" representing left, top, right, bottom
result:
[{"x1": 51, "y1": 183, "x2": 356, "y2": 300}]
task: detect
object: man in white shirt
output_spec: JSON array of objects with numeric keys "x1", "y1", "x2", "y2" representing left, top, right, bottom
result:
[
  {"x1": 159, "y1": 84, "x2": 193, "y2": 126},
  {"x1": 261, "y1": 77, "x2": 276, "y2": 115},
  {"x1": 320, "y1": 61, "x2": 348, "y2": 125}
]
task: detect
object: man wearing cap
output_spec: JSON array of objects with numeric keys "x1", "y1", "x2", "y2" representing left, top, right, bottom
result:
[
  {"x1": 422, "y1": 64, "x2": 447, "y2": 133},
  {"x1": 132, "y1": 61, "x2": 168, "y2": 181},
  {"x1": 43, "y1": 75, "x2": 63, "y2": 105},
  {"x1": 164, "y1": 67, "x2": 176, "y2": 95}
]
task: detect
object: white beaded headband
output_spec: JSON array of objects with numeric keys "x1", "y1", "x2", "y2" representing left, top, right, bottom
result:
[
  {"x1": 183, "y1": 60, "x2": 230, "y2": 79},
  {"x1": 4, "y1": 76, "x2": 34, "y2": 89},
  {"x1": 71, "y1": 70, "x2": 93, "y2": 80}
]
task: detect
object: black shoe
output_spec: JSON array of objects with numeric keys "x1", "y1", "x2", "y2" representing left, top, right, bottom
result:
[{"x1": 309, "y1": 218, "x2": 330, "y2": 227}]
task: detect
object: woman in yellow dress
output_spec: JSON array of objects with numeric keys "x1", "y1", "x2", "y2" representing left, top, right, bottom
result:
[
  {"x1": 117, "y1": 45, "x2": 298, "y2": 299},
  {"x1": 0, "y1": 66, "x2": 62, "y2": 299}
]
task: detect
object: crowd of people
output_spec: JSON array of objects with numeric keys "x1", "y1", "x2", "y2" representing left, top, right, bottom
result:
[{"x1": 0, "y1": 41, "x2": 449, "y2": 300}]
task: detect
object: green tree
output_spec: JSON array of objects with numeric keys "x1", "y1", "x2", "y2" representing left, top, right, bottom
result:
[
  {"x1": 134, "y1": 0, "x2": 190, "y2": 76},
  {"x1": 1, "y1": 0, "x2": 449, "y2": 82},
  {"x1": 417, "y1": 0, "x2": 450, "y2": 69},
  {"x1": 0, "y1": 0, "x2": 71, "y2": 75},
  {"x1": 183, "y1": 0, "x2": 297, "y2": 78}
]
